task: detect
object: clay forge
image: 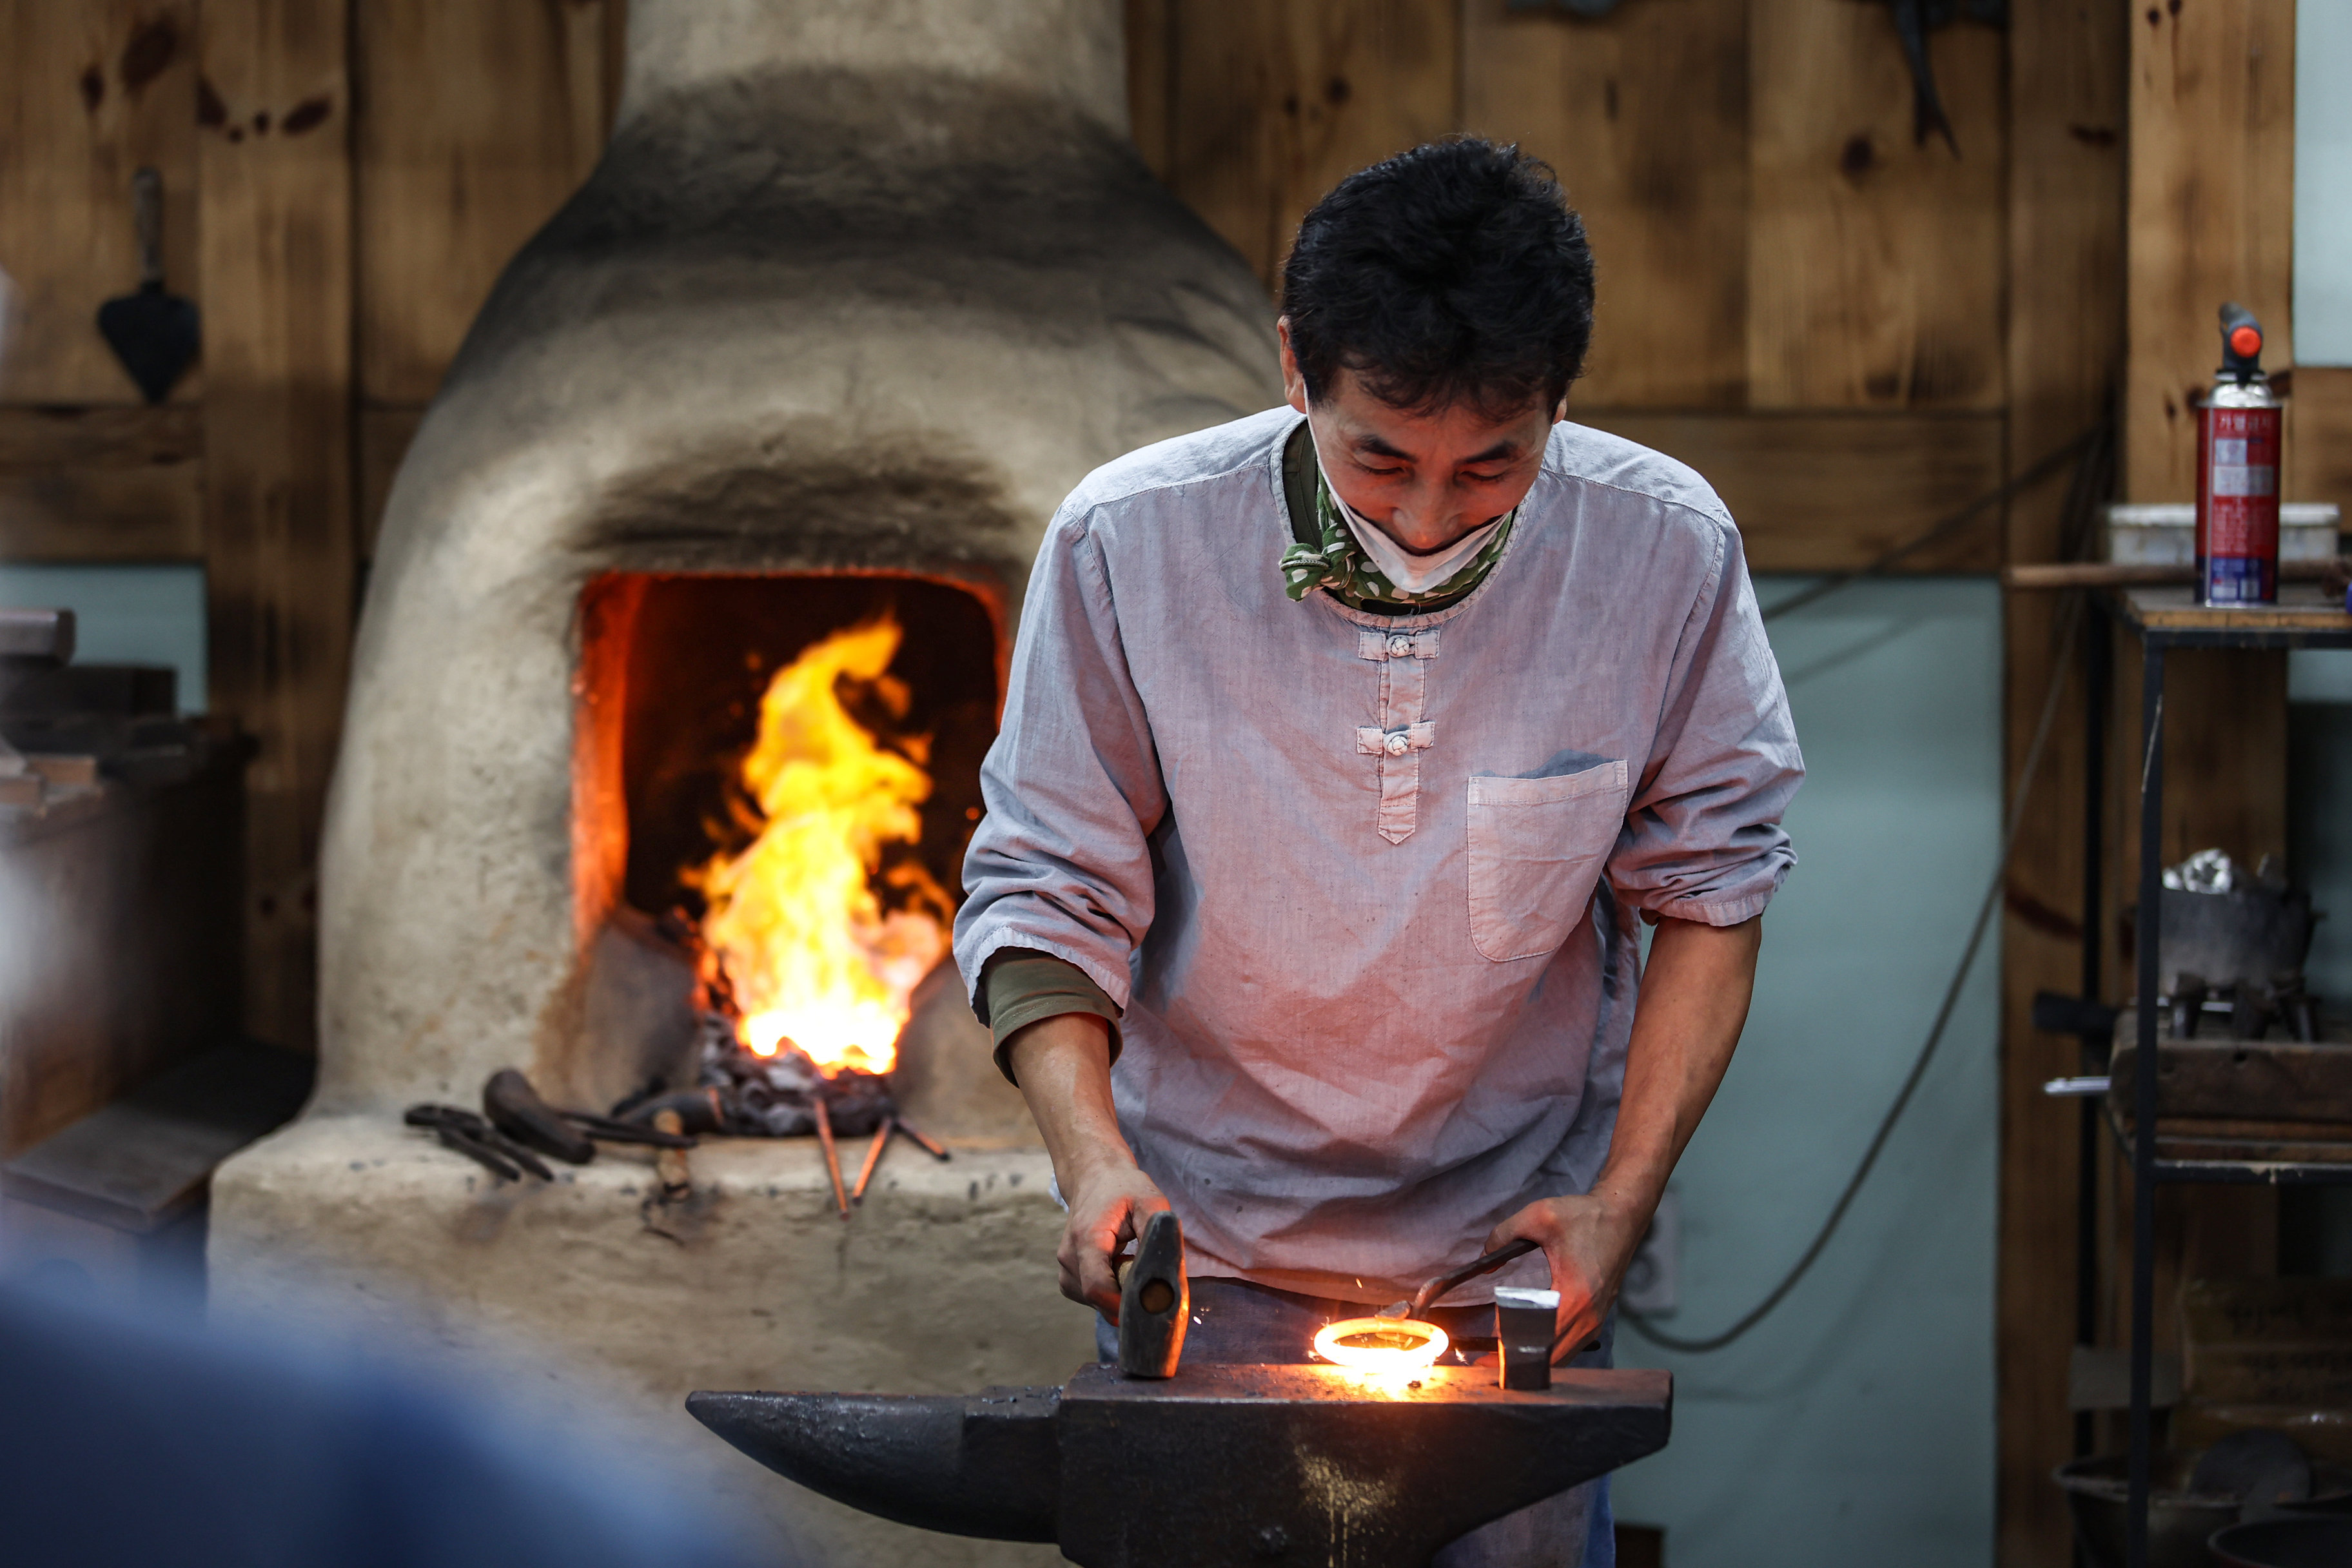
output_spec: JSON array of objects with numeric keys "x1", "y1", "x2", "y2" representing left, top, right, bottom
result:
[{"x1": 206, "y1": 1, "x2": 1278, "y2": 1562}]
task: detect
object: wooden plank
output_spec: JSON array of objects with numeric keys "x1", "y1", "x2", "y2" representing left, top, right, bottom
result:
[
  {"x1": 2287, "y1": 366, "x2": 2352, "y2": 516},
  {"x1": 0, "y1": 466, "x2": 204, "y2": 562},
  {"x1": 1996, "y1": 2, "x2": 2127, "y2": 1559},
  {"x1": 1747, "y1": 0, "x2": 2006, "y2": 409},
  {"x1": 356, "y1": 403, "x2": 424, "y2": 566},
  {"x1": 1161, "y1": 0, "x2": 1460, "y2": 291},
  {"x1": 0, "y1": 404, "x2": 204, "y2": 561},
  {"x1": 0, "y1": 1, "x2": 201, "y2": 405},
  {"x1": 0, "y1": 404, "x2": 201, "y2": 467},
  {"x1": 355, "y1": 0, "x2": 617, "y2": 405},
  {"x1": 1125, "y1": 0, "x2": 1176, "y2": 181},
  {"x1": 2, "y1": 1041, "x2": 311, "y2": 1233},
  {"x1": 1573, "y1": 410, "x2": 2003, "y2": 572},
  {"x1": 2119, "y1": 583, "x2": 2352, "y2": 632},
  {"x1": 199, "y1": 0, "x2": 355, "y2": 1052},
  {"x1": 2124, "y1": 0, "x2": 2296, "y2": 503},
  {"x1": 1460, "y1": 0, "x2": 1747, "y2": 409}
]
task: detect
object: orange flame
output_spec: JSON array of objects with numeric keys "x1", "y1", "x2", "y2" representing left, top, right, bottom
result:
[{"x1": 688, "y1": 616, "x2": 951, "y2": 1076}]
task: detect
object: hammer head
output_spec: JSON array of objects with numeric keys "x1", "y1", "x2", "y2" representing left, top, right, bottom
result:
[{"x1": 1117, "y1": 1209, "x2": 1187, "y2": 1379}]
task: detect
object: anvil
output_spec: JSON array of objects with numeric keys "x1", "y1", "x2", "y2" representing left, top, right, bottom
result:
[{"x1": 689, "y1": 1360, "x2": 1671, "y2": 1567}]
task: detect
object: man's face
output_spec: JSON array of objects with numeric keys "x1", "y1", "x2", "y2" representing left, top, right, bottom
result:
[{"x1": 1279, "y1": 318, "x2": 1563, "y2": 555}]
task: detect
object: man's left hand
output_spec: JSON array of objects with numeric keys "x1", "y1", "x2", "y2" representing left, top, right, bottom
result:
[
  {"x1": 1480, "y1": 914, "x2": 1765, "y2": 1360},
  {"x1": 1487, "y1": 1191, "x2": 1651, "y2": 1360}
]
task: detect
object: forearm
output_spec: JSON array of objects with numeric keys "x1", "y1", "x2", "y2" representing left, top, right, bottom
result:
[
  {"x1": 1006, "y1": 1012, "x2": 1133, "y2": 1190},
  {"x1": 1007, "y1": 1011, "x2": 1171, "y2": 1313},
  {"x1": 1488, "y1": 913, "x2": 1761, "y2": 1342},
  {"x1": 1591, "y1": 914, "x2": 1762, "y2": 1221}
]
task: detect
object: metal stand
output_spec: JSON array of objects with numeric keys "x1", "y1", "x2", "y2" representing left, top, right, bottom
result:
[{"x1": 2081, "y1": 586, "x2": 2352, "y2": 1568}]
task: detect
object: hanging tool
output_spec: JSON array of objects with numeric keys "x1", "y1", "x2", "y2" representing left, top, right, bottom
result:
[
  {"x1": 96, "y1": 168, "x2": 199, "y2": 404},
  {"x1": 1874, "y1": 0, "x2": 2007, "y2": 156}
]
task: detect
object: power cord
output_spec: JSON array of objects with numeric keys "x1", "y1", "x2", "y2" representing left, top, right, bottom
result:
[{"x1": 1625, "y1": 422, "x2": 2110, "y2": 1353}]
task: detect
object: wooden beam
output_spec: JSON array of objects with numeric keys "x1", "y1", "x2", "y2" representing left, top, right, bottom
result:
[
  {"x1": 1124, "y1": 0, "x2": 1176, "y2": 181},
  {"x1": 1158, "y1": 0, "x2": 1462, "y2": 291},
  {"x1": 0, "y1": 406, "x2": 204, "y2": 562},
  {"x1": 1573, "y1": 410, "x2": 2004, "y2": 573},
  {"x1": 2287, "y1": 366, "x2": 2352, "y2": 516},
  {"x1": 355, "y1": 403, "x2": 424, "y2": 566},
  {"x1": 1747, "y1": 0, "x2": 2006, "y2": 410},
  {"x1": 198, "y1": 0, "x2": 355, "y2": 1052},
  {"x1": 0, "y1": 1, "x2": 201, "y2": 406},
  {"x1": 1460, "y1": 0, "x2": 1749, "y2": 410},
  {"x1": 0, "y1": 404, "x2": 201, "y2": 468},
  {"x1": 2096, "y1": 0, "x2": 2298, "y2": 1494},
  {"x1": 2124, "y1": 0, "x2": 2296, "y2": 504},
  {"x1": 355, "y1": 0, "x2": 617, "y2": 406},
  {"x1": 0, "y1": 469, "x2": 203, "y2": 564},
  {"x1": 1995, "y1": 0, "x2": 2127, "y2": 1560}
]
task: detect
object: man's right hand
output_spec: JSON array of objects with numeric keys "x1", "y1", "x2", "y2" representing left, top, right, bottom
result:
[
  {"x1": 1057, "y1": 1161, "x2": 1170, "y2": 1318},
  {"x1": 1004, "y1": 1010, "x2": 1167, "y2": 1319}
]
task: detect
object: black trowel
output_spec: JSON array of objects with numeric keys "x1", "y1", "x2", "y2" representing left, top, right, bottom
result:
[{"x1": 97, "y1": 166, "x2": 199, "y2": 404}]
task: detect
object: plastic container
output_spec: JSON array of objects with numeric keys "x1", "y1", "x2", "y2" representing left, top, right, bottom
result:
[{"x1": 2104, "y1": 503, "x2": 2343, "y2": 567}]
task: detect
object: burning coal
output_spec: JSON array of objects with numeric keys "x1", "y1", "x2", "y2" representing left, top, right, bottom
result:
[{"x1": 686, "y1": 615, "x2": 953, "y2": 1081}]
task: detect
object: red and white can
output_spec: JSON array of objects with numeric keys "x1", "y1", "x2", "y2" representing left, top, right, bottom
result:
[{"x1": 2195, "y1": 309, "x2": 2283, "y2": 606}]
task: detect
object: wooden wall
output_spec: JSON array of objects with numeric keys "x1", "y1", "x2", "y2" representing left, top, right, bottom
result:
[
  {"x1": 1130, "y1": 0, "x2": 2015, "y2": 572},
  {"x1": 0, "y1": 5, "x2": 2327, "y2": 1562},
  {"x1": 0, "y1": 1, "x2": 625, "y2": 1054}
]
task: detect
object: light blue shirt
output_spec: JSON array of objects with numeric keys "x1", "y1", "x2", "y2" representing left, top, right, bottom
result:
[{"x1": 956, "y1": 408, "x2": 1803, "y2": 1304}]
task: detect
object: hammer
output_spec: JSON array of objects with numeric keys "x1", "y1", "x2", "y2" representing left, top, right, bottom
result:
[{"x1": 1115, "y1": 1210, "x2": 1188, "y2": 1379}]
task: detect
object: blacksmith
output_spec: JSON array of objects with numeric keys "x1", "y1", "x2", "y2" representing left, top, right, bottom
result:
[{"x1": 954, "y1": 139, "x2": 1803, "y2": 1567}]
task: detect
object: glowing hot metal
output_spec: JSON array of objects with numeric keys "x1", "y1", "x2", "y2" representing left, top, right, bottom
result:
[{"x1": 1311, "y1": 1316, "x2": 1449, "y2": 1373}]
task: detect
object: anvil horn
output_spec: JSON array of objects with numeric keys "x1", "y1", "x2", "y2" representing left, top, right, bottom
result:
[{"x1": 685, "y1": 1386, "x2": 1060, "y2": 1542}]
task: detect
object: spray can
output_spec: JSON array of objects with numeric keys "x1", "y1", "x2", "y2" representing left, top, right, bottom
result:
[{"x1": 2195, "y1": 303, "x2": 2284, "y2": 606}]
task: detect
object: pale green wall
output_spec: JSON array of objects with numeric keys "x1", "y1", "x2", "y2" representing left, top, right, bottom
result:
[
  {"x1": 0, "y1": 563, "x2": 207, "y2": 712},
  {"x1": 1612, "y1": 576, "x2": 2001, "y2": 1567}
]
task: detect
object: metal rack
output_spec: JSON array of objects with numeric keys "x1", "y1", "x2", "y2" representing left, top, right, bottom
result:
[{"x1": 2083, "y1": 585, "x2": 2352, "y2": 1568}]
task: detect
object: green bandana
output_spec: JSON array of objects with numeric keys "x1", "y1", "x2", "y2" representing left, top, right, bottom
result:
[{"x1": 1279, "y1": 475, "x2": 1518, "y2": 611}]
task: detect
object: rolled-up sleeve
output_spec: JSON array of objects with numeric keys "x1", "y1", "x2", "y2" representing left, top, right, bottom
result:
[
  {"x1": 1609, "y1": 522, "x2": 1803, "y2": 925},
  {"x1": 953, "y1": 505, "x2": 1168, "y2": 1011}
]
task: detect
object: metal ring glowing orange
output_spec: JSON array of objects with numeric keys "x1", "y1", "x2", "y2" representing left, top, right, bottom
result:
[{"x1": 1311, "y1": 1316, "x2": 1449, "y2": 1372}]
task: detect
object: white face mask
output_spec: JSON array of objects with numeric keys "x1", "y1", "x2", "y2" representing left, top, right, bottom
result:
[{"x1": 1302, "y1": 404, "x2": 1509, "y2": 595}]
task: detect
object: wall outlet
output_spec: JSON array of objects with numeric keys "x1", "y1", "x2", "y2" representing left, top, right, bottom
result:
[{"x1": 1620, "y1": 1190, "x2": 1679, "y2": 1316}]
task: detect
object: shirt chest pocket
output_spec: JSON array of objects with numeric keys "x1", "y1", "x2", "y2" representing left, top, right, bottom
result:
[{"x1": 1464, "y1": 761, "x2": 1630, "y2": 962}]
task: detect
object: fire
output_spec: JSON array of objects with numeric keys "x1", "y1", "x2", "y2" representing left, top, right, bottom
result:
[
  {"x1": 689, "y1": 615, "x2": 952, "y2": 1076},
  {"x1": 1311, "y1": 1317, "x2": 1450, "y2": 1373}
]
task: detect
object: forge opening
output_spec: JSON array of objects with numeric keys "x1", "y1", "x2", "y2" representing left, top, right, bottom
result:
[{"x1": 565, "y1": 572, "x2": 1002, "y2": 1117}]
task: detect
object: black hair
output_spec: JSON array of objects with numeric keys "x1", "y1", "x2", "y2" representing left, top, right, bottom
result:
[{"x1": 1280, "y1": 138, "x2": 1594, "y2": 420}]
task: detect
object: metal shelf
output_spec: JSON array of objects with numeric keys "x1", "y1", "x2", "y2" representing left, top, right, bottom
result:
[{"x1": 2085, "y1": 585, "x2": 2352, "y2": 1568}]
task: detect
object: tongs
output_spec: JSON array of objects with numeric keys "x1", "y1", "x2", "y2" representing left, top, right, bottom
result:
[
  {"x1": 1377, "y1": 1237, "x2": 1539, "y2": 1320},
  {"x1": 1377, "y1": 1237, "x2": 1602, "y2": 1358}
]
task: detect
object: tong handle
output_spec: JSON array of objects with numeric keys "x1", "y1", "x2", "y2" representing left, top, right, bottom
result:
[{"x1": 1411, "y1": 1237, "x2": 1539, "y2": 1317}]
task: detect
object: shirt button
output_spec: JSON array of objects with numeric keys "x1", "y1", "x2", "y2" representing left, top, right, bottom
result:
[
  {"x1": 1386, "y1": 634, "x2": 1413, "y2": 658},
  {"x1": 1383, "y1": 731, "x2": 1409, "y2": 756}
]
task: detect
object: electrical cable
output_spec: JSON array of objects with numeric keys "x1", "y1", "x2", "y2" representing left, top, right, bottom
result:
[
  {"x1": 1623, "y1": 421, "x2": 2112, "y2": 1355},
  {"x1": 1759, "y1": 426, "x2": 2105, "y2": 624}
]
